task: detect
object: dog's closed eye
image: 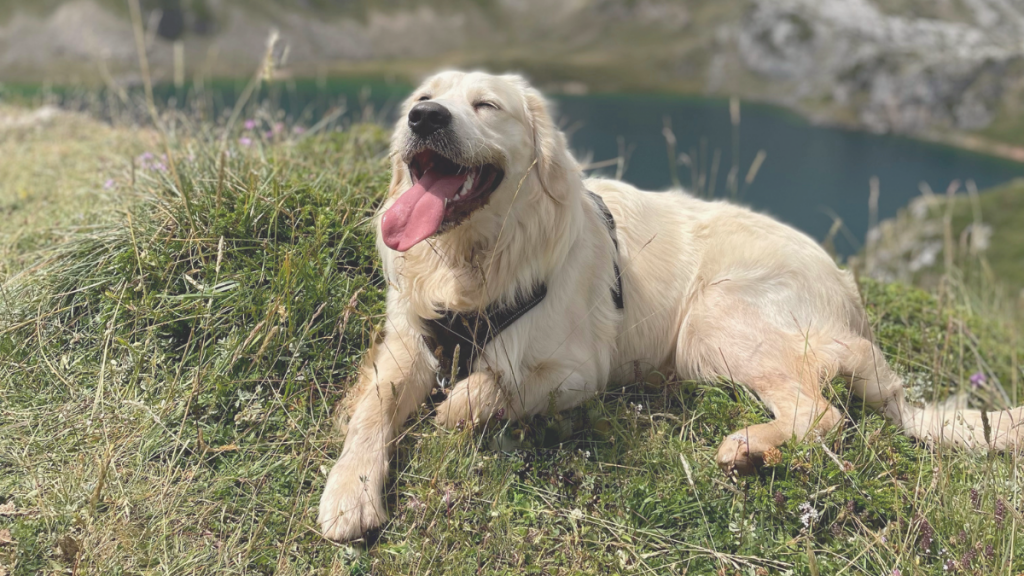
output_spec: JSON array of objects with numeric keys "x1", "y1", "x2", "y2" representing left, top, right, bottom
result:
[{"x1": 473, "y1": 101, "x2": 498, "y2": 111}]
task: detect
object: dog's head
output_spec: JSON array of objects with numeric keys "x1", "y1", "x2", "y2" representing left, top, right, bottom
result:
[{"x1": 380, "y1": 71, "x2": 575, "y2": 252}]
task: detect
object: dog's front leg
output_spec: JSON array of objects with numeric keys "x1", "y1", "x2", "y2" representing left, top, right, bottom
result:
[
  {"x1": 435, "y1": 361, "x2": 601, "y2": 427},
  {"x1": 318, "y1": 331, "x2": 431, "y2": 542},
  {"x1": 435, "y1": 370, "x2": 510, "y2": 427}
]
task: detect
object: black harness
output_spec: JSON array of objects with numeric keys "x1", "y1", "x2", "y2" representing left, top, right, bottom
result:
[
  {"x1": 421, "y1": 191, "x2": 624, "y2": 382},
  {"x1": 587, "y1": 191, "x2": 625, "y2": 310}
]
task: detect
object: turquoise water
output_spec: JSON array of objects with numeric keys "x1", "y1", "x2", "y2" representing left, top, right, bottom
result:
[
  {"x1": 15, "y1": 78, "x2": 1024, "y2": 255},
  {"x1": 560, "y1": 93, "x2": 1024, "y2": 254}
]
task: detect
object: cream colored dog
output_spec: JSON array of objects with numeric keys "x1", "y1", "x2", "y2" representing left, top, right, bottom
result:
[{"x1": 318, "y1": 71, "x2": 1024, "y2": 542}]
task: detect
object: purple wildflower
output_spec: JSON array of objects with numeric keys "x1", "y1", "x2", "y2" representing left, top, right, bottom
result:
[
  {"x1": 970, "y1": 371, "x2": 986, "y2": 389},
  {"x1": 136, "y1": 152, "x2": 168, "y2": 171},
  {"x1": 892, "y1": 570, "x2": 901, "y2": 576},
  {"x1": 103, "y1": 179, "x2": 115, "y2": 190},
  {"x1": 244, "y1": 119, "x2": 256, "y2": 131},
  {"x1": 292, "y1": 125, "x2": 306, "y2": 135},
  {"x1": 960, "y1": 546, "x2": 976, "y2": 568},
  {"x1": 970, "y1": 488, "x2": 981, "y2": 509},
  {"x1": 916, "y1": 513, "x2": 934, "y2": 553},
  {"x1": 238, "y1": 137, "x2": 253, "y2": 147},
  {"x1": 995, "y1": 498, "x2": 1006, "y2": 529}
]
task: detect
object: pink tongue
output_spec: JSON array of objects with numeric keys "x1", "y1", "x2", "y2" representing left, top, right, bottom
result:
[{"x1": 381, "y1": 169, "x2": 468, "y2": 251}]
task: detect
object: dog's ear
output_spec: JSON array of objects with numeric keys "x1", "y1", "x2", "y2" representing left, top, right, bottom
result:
[{"x1": 512, "y1": 77, "x2": 576, "y2": 204}]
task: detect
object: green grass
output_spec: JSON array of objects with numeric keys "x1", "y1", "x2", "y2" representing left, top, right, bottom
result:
[
  {"x1": 864, "y1": 178, "x2": 1024, "y2": 300},
  {"x1": 947, "y1": 180, "x2": 1024, "y2": 293},
  {"x1": 0, "y1": 104, "x2": 154, "y2": 280},
  {"x1": 1, "y1": 114, "x2": 1023, "y2": 575}
]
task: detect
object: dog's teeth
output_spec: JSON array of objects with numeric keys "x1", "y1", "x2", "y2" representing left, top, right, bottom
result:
[{"x1": 461, "y1": 175, "x2": 474, "y2": 197}]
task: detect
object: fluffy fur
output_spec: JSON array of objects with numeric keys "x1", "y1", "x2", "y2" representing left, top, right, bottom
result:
[{"x1": 317, "y1": 71, "x2": 1024, "y2": 542}]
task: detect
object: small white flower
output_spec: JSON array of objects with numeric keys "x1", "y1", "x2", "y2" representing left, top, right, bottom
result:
[
  {"x1": 798, "y1": 502, "x2": 819, "y2": 527},
  {"x1": 616, "y1": 549, "x2": 629, "y2": 568}
]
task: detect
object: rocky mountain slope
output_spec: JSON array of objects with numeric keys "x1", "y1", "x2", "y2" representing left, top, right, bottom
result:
[
  {"x1": 737, "y1": 0, "x2": 1024, "y2": 135},
  {"x1": 1, "y1": 0, "x2": 1023, "y2": 145}
]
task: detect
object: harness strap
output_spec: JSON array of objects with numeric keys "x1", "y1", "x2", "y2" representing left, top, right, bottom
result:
[
  {"x1": 421, "y1": 190, "x2": 624, "y2": 381},
  {"x1": 585, "y1": 190, "x2": 625, "y2": 310},
  {"x1": 423, "y1": 284, "x2": 547, "y2": 382}
]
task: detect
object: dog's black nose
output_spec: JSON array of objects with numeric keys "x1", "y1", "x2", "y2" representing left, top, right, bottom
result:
[{"x1": 408, "y1": 102, "x2": 451, "y2": 137}]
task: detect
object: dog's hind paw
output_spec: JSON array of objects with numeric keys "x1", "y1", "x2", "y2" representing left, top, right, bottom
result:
[{"x1": 715, "y1": 434, "x2": 760, "y2": 476}]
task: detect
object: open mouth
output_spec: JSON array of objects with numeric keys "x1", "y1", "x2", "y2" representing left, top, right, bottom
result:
[
  {"x1": 380, "y1": 149, "x2": 505, "y2": 252},
  {"x1": 408, "y1": 150, "x2": 504, "y2": 211}
]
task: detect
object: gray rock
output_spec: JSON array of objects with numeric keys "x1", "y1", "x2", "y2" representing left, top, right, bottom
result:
[{"x1": 737, "y1": 0, "x2": 1024, "y2": 133}]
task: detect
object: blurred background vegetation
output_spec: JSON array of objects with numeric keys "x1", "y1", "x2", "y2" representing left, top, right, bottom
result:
[{"x1": 5, "y1": 0, "x2": 1024, "y2": 147}]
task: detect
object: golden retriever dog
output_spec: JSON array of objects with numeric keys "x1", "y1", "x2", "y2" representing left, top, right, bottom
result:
[{"x1": 318, "y1": 71, "x2": 1024, "y2": 541}]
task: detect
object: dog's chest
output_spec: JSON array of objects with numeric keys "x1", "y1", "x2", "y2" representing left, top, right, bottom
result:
[{"x1": 418, "y1": 282, "x2": 548, "y2": 382}]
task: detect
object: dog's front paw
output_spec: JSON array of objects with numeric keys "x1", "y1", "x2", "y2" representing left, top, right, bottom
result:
[
  {"x1": 435, "y1": 374, "x2": 509, "y2": 429},
  {"x1": 318, "y1": 455, "x2": 387, "y2": 542}
]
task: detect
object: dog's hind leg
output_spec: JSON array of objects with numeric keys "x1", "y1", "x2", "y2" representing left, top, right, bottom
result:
[
  {"x1": 676, "y1": 295, "x2": 844, "y2": 475},
  {"x1": 713, "y1": 373, "x2": 843, "y2": 475}
]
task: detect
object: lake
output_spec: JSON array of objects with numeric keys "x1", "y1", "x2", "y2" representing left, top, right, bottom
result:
[
  {"x1": 560, "y1": 93, "x2": 1024, "y2": 255},
  {"x1": 20, "y1": 78, "x2": 1024, "y2": 255}
]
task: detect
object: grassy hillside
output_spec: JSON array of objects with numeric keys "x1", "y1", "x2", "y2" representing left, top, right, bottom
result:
[
  {"x1": 0, "y1": 105, "x2": 155, "y2": 281},
  {"x1": 863, "y1": 178, "x2": 1024, "y2": 301},
  {"x1": 1, "y1": 111, "x2": 1023, "y2": 575},
  {"x1": 948, "y1": 181, "x2": 1024, "y2": 292}
]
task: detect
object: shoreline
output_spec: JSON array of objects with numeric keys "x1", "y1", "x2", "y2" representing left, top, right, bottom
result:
[{"x1": 5, "y1": 68, "x2": 1024, "y2": 169}]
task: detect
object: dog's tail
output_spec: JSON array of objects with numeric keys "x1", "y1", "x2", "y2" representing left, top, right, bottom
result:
[
  {"x1": 896, "y1": 397, "x2": 1024, "y2": 450},
  {"x1": 838, "y1": 337, "x2": 1024, "y2": 450}
]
